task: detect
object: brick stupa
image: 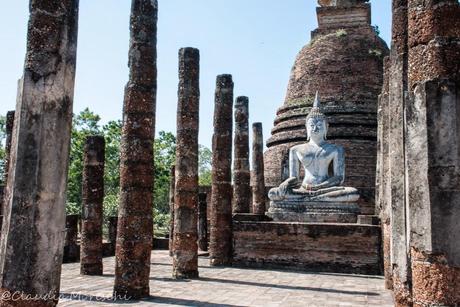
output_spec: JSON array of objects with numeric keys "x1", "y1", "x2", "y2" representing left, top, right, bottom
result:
[{"x1": 264, "y1": 0, "x2": 388, "y2": 214}]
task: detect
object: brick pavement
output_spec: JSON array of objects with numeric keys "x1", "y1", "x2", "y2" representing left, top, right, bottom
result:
[{"x1": 58, "y1": 250, "x2": 394, "y2": 306}]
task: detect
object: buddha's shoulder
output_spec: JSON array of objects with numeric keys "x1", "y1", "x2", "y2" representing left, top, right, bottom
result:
[
  {"x1": 290, "y1": 144, "x2": 308, "y2": 152},
  {"x1": 322, "y1": 142, "x2": 344, "y2": 153}
]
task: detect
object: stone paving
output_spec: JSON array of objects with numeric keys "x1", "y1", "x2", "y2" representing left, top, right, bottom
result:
[{"x1": 59, "y1": 250, "x2": 394, "y2": 306}]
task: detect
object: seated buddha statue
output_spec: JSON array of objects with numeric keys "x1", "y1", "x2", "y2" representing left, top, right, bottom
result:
[{"x1": 268, "y1": 93, "x2": 359, "y2": 203}]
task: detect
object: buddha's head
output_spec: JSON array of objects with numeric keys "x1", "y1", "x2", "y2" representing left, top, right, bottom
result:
[{"x1": 306, "y1": 92, "x2": 328, "y2": 142}]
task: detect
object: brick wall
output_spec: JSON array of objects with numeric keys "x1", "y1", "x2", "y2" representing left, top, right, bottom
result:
[{"x1": 233, "y1": 220, "x2": 382, "y2": 275}]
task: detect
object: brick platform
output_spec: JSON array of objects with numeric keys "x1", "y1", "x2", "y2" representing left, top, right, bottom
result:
[
  {"x1": 233, "y1": 221, "x2": 382, "y2": 275},
  {"x1": 58, "y1": 250, "x2": 393, "y2": 306}
]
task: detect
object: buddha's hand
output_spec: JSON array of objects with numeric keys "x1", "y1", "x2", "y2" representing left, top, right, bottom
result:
[
  {"x1": 279, "y1": 177, "x2": 298, "y2": 195},
  {"x1": 269, "y1": 177, "x2": 299, "y2": 200},
  {"x1": 304, "y1": 183, "x2": 321, "y2": 191}
]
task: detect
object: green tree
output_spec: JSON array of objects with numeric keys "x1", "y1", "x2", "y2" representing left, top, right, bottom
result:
[
  {"x1": 64, "y1": 107, "x2": 212, "y2": 235},
  {"x1": 199, "y1": 145, "x2": 212, "y2": 186},
  {"x1": 66, "y1": 108, "x2": 102, "y2": 214},
  {"x1": 102, "y1": 120, "x2": 122, "y2": 196},
  {"x1": 101, "y1": 120, "x2": 122, "y2": 219},
  {"x1": 153, "y1": 131, "x2": 176, "y2": 214}
]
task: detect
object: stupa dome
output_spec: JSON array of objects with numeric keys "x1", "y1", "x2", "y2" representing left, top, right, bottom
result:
[{"x1": 264, "y1": 2, "x2": 389, "y2": 213}]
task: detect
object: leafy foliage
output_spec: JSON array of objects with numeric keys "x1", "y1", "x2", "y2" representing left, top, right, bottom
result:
[
  {"x1": 2, "y1": 108, "x2": 212, "y2": 236},
  {"x1": 67, "y1": 108, "x2": 102, "y2": 214},
  {"x1": 199, "y1": 145, "x2": 212, "y2": 186},
  {"x1": 153, "y1": 131, "x2": 176, "y2": 214}
]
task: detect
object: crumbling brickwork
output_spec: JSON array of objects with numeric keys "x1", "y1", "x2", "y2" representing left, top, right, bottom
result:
[
  {"x1": 80, "y1": 136, "x2": 105, "y2": 275},
  {"x1": 252, "y1": 123, "x2": 266, "y2": 215},
  {"x1": 233, "y1": 96, "x2": 251, "y2": 214},
  {"x1": 168, "y1": 165, "x2": 175, "y2": 257},
  {"x1": 264, "y1": 1, "x2": 388, "y2": 215},
  {"x1": 209, "y1": 75, "x2": 234, "y2": 266},
  {"x1": 405, "y1": 1, "x2": 460, "y2": 305},
  {"x1": 172, "y1": 47, "x2": 200, "y2": 279},
  {"x1": 114, "y1": 0, "x2": 157, "y2": 299},
  {"x1": 233, "y1": 221, "x2": 383, "y2": 275},
  {"x1": 198, "y1": 192, "x2": 208, "y2": 252},
  {"x1": 64, "y1": 215, "x2": 80, "y2": 263}
]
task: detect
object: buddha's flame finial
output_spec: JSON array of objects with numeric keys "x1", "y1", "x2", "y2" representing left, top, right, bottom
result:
[
  {"x1": 314, "y1": 91, "x2": 320, "y2": 108},
  {"x1": 307, "y1": 91, "x2": 326, "y2": 121}
]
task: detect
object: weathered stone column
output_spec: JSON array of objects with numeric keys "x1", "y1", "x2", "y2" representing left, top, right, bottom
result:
[
  {"x1": 405, "y1": 0, "x2": 460, "y2": 305},
  {"x1": 63, "y1": 215, "x2": 80, "y2": 263},
  {"x1": 108, "y1": 216, "x2": 118, "y2": 248},
  {"x1": 387, "y1": 0, "x2": 411, "y2": 303},
  {"x1": 0, "y1": 0, "x2": 79, "y2": 305},
  {"x1": 209, "y1": 74, "x2": 234, "y2": 266},
  {"x1": 114, "y1": 0, "x2": 157, "y2": 299},
  {"x1": 168, "y1": 165, "x2": 175, "y2": 257},
  {"x1": 233, "y1": 96, "x2": 251, "y2": 214},
  {"x1": 252, "y1": 123, "x2": 266, "y2": 215},
  {"x1": 172, "y1": 47, "x2": 200, "y2": 279},
  {"x1": 198, "y1": 192, "x2": 208, "y2": 251},
  {"x1": 80, "y1": 136, "x2": 105, "y2": 275},
  {"x1": 376, "y1": 57, "x2": 393, "y2": 290}
]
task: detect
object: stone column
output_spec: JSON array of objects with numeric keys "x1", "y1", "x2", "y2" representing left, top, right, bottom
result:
[
  {"x1": 1, "y1": 111, "x2": 14, "y2": 217},
  {"x1": 168, "y1": 165, "x2": 175, "y2": 257},
  {"x1": 0, "y1": 1, "x2": 79, "y2": 305},
  {"x1": 198, "y1": 192, "x2": 208, "y2": 251},
  {"x1": 172, "y1": 47, "x2": 200, "y2": 279},
  {"x1": 377, "y1": 57, "x2": 393, "y2": 290},
  {"x1": 64, "y1": 215, "x2": 80, "y2": 263},
  {"x1": 80, "y1": 136, "x2": 105, "y2": 275},
  {"x1": 114, "y1": 0, "x2": 157, "y2": 299},
  {"x1": 108, "y1": 216, "x2": 118, "y2": 248},
  {"x1": 233, "y1": 96, "x2": 251, "y2": 213},
  {"x1": 405, "y1": 0, "x2": 460, "y2": 305},
  {"x1": 388, "y1": 0, "x2": 411, "y2": 303},
  {"x1": 209, "y1": 74, "x2": 234, "y2": 266},
  {"x1": 252, "y1": 123, "x2": 266, "y2": 215}
]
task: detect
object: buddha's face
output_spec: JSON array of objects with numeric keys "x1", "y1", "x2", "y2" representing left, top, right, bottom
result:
[{"x1": 306, "y1": 117, "x2": 327, "y2": 142}]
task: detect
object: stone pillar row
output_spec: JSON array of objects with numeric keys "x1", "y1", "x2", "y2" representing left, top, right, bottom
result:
[
  {"x1": 170, "y1": 76, "x2": 268, "y2": 267},
  {"x1": 0, "y1": 0, "x2": 271, "y2": 304}
]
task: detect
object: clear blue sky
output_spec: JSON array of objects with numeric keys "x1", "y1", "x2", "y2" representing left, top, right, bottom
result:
[{"x1": 0, "y1": 1, "x2": 391, "y2": 149}]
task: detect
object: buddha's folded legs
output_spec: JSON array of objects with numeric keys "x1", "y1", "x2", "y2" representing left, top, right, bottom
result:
[{"x1": 269, "y1": 186, "x2": 359, "y2": 202}]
